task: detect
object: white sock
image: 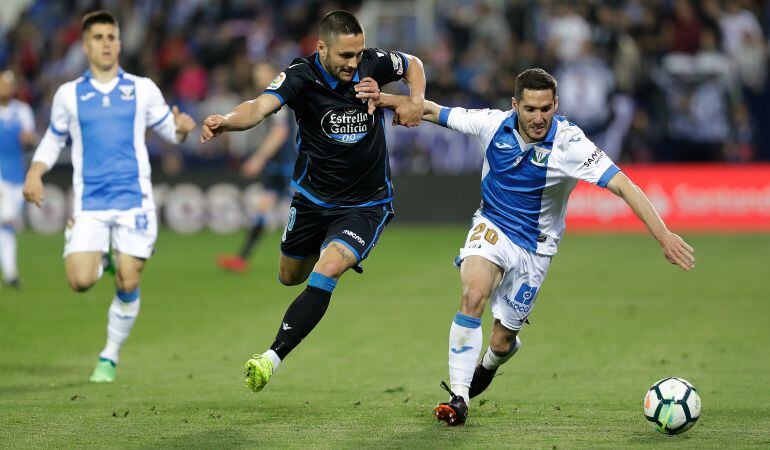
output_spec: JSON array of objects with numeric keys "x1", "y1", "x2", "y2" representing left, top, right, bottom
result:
[
  {"x1": 481, "y1": 336, "x2": 522, "y2": 370},
  {"x1": 264, "y1": 349, "x2": 281, "y2": 370},
  {"x1": 99, "y1": 289, "x2": 141, "y2": 364},
  {"x1": 0, "y1": 225, "x2": 18, "y2": 282},
  {"x1": 448, "y1": 312, "x2": 482, "y2": 404}
]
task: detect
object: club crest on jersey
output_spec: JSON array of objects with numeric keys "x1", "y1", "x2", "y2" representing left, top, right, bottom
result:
[
  {"x1": 531, "y1": 146, "x2": 551, "y2": 167},
  {"x1": 321, "y1": 106, "x2": 373, "y2": 144},
  {"x1": 119, "y1": 85, "x2": 135, "y2": 100},
  {"x1": 267, "y1": 72, "x2": 286, "y2": 90}
]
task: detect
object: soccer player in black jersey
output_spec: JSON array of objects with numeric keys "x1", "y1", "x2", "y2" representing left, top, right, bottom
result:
[{"x1": 201, "y1": 10, "x2": 425, "y2": 393}]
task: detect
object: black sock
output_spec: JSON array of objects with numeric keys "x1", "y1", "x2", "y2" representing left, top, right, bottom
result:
[
  {"x1": 270, "y1": 286, "x2": 332, "y2": 359},
  {"x1": 239, "y1": 219, "x2": 264, "y2": 259}
]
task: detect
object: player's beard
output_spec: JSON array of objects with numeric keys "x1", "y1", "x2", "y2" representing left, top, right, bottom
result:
[{"x1": 518, "y1": 117, "x2": 550, "y2": 143}]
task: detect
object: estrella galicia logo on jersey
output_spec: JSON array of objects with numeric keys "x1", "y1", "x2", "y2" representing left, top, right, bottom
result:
[
  {"x1": 321, "y1": 106, "x2": 373, "y2": 144},
  {"x1": 135, "y1": 213, "x2": 149, "y2": 231},
  {"x1": 267, "y1": 72, "x2": 286, "y2": 90},
  {"x1": 531, "y1": 146, "x2": 551, "y2": 167},
  {"x1": 513, "y1": 283, "x2": 538, "y2": 305}
]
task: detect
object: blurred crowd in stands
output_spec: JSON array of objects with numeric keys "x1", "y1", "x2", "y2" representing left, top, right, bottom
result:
[{"x1": 1, "y1": 0, "x2": 768, "y2": 176}]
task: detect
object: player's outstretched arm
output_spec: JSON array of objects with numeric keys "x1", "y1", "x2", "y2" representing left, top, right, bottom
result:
[
  {"x1": 606, "y1": 172, "x2": 695, "y2": 271},
  {"x1": 379, "y1": 94, "x2": 442, "y2": 125},
  {"x1": 200, "y1": 93, "x2": 281, "y2": 143},
  {"x1": 23, "y1": 161, "x2": 48, "y2": 207},
  {"x1": 394, "y1": 54, "x2": 426, "y2": 127}
]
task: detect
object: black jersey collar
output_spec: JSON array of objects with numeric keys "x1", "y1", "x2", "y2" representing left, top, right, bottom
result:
[{"x1": 314, "y1": 53, "x2": 360, "y2": 89}]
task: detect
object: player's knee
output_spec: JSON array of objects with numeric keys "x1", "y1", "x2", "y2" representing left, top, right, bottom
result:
[
  {"x1": 490, "y1": 334, "x2": 518, "y2": 355},
  {"x1": 278, "y1": 266, "x2": 310, "y2": 286},
  {"x1": 67, "y1": 273, "x2": 96, "y2": 292},
  {"x1": 314, "y1": 259, "x2": 348, "y2": 279}
]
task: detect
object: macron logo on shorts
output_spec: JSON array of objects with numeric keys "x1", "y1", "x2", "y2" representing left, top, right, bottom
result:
[{"x1": 342, "y1": 229, "x2": 365, "y2": 246}]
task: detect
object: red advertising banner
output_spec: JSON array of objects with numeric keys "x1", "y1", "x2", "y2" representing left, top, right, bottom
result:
[{"x1": 567, "y1": 164, "x2": 770, "y2": 232}]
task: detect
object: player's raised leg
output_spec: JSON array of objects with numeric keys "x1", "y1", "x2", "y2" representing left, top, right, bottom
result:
[
  {"x1": 245, "y1": 243, "x2": 353, "y2": 393},
  {"x1": 470, "y1": 320, "x2": 521, "y2": 398},
  {"x1": 91, "y1": 252, "x2": 146, "y2": 383}
]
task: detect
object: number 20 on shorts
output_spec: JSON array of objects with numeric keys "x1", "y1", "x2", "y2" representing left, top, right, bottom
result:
[{"x1": 470, "y1": 223, "x2": 499, "y2": 245}]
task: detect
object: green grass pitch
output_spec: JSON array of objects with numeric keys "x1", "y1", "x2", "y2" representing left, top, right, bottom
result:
[{"x1": 1, "y1": 227, "x2": 769, "y2": 448}]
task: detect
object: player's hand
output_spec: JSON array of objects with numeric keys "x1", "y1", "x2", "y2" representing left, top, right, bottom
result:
[
  {"x1": 200, "y1": 114, "x2": 229, "y2": 143},
  {"x1": 23, "y1": 175, "x2": 44, "y2": 208},
  {"x1": 660, "y1": 232, "x2": 695, "y2": 271},
  {"x1": 354, "y1": 77, "x2": 381, "y2": 115},
  {"x1": 241, "y1": 156, "x2": 266, "y2": 178},
  {"x1": 394, "y1": 96, "x2": 423, "y2": 127},
  {"x1": 173, "y1": 105, "x2": 196, "y2": 134}
]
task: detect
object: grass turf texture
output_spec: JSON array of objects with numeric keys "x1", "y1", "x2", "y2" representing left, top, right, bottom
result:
[{"x1": 1, "y1": 227, "x2": 769, "y2": 448}]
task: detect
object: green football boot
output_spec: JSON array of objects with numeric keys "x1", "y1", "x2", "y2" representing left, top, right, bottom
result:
[
  {"x1": 89, "y1": 358, "x2": 116, "y2": 383},
  {"x1": 244, "y1": 354, "x2": 274, "y2": 393}
]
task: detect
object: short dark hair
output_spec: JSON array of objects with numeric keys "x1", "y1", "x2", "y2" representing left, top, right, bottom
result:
[
  {"x1": 319, "y1": 10, "x2": 363, "y2": 43},
  {"x1": 82, "y1": 10, "x2": 118, "y2": 34},
  {"x1": 514, "y1": 68, "x2": 557, "y2": 100}
]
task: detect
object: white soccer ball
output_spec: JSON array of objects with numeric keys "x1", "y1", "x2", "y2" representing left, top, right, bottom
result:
[{"x1": 643, "y1": 377, "x2": 701, "y2": 435}]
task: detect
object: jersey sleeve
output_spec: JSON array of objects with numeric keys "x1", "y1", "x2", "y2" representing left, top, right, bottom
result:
[
  {"x1": 263, "y1": 64, "x2": 304, "y2": 108},
  {"x1": 143, "y1": 78, "x2": 180, "y2": 144},
  {"x1": 32, "y1": 86, "x2": 70, "y2": 169},
  {"x1": 18, "y1": 103, "x2": 35, "y2": 132},
  {"x1": 560, "y1": 128, "x2": 620, "y2": 187},
  {"x1": 368, "y1": 49, "x2": 408, "y2": 86},
  {"x1": 438, "y1": 107, "x2": 501, "y2": 140}
]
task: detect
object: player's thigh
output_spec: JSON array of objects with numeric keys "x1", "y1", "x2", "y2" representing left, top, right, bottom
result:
[
  {"x1": 460, "y1": 255, "x2": 504, "y2": 301},
  {"x1": 324, "y1": 203, "x2": 394, "y2": 264},
  {"x1": 489, "y1": 246, "x2": 552, "y2": 331},
  {"x1": 114, "y1": 252, "x2": 146, "y2": 291},
  {"x1": 112, "y1": 209, "x2": 158, "y2": 260},
  {"x1": 64, "y1": 251, "x2": 103, "y2": 288},
  {"x1": 63, "y1": 212, "x2": 111, "y2": 257},
  {"x1": 278, "y1": 252, "x2": 319, "y2": 285},
  {"x1": 280, "y1": 194, "x2": 327, "y2": 261},
  {"x1": 0, "y1": 182, "x2": 24, "y2": 224},
  {"x1": 256, "y1": 189, "x2": 279, "y2": 213}
]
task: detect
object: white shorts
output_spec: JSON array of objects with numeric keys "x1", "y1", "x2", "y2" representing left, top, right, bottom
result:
[
  {"x1": 0, "y1": 181, "x2": 24, "y2": 224},
  {"x1": 64, "y1": 209, "x2": 157, "y2": 259},
  {"x1": 458, "y1": 212, "x2": 552, "y2": 331}
]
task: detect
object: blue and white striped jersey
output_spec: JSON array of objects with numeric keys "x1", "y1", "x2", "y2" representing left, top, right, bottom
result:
[
  {"x1": 438, "y1": 107, "x2": 620, "y2": 256},
  {"x1": 32, "y1": 68, "x2": 180, "y2": 213},
  {"x1": 0, "y1": 99, "x2": 35, "y2": 185}
]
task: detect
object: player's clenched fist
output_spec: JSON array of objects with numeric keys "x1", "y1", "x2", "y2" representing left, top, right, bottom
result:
[
  {"x1": 200, "y1": 114, "x2": 229, "y2": 143},
  {"x1": 23, "y1": 173, "x2": 44, "y2": 207}
]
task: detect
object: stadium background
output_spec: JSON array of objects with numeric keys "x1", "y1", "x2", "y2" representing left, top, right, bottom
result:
[
  {"x1": 1, "y1": 0, "x2": 769, "y2": 232},
  {"x1": 2, "y1": 1, "x2": 770, "y2": 448}
]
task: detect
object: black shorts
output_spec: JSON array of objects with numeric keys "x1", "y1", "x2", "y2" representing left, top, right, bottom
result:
[{"x1": 280, "y1": 193, "x2": 394, "y2": 263}]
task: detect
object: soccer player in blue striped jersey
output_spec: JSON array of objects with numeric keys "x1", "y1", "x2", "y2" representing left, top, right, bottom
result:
[
  {"x1": 23, "y1": 11, "x2": 196, "y2": 383},
  {"x1": 380, "y1": 68, "x2": 696, "y2": 426},
  {"x1": 0, "y1": 70, "x2": 36, "y2": 288}
]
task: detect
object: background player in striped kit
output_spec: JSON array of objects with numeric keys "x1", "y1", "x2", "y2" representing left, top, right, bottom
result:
[
  {"x1": 0, "y1": 70, "x2": 36, "y2": 289},
  {"x1": 23, "y1": 11, "x2": 195, "y2": 383}
]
